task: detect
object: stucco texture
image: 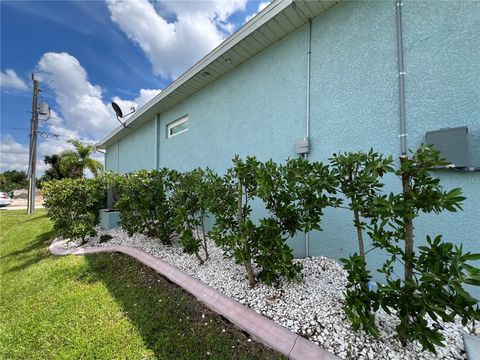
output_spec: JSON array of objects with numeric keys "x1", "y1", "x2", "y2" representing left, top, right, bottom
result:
[
  {"x1": 106, "y1": 119, "x2": 156, "y2": 174},
  {"x1": 157, "y1": 25, "x2": 308, "y2": 173},
  {"x1": 105, "y1": 1, "x2": 480, "y2": 295}
]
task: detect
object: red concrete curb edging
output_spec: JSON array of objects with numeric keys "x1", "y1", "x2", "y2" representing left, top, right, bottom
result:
[{"x1": 49, "y1": 242, "x2": 340, "y2": 360}]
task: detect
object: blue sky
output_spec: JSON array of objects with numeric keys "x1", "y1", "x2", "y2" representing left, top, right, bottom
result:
[{"x1": 0, "y1": 0, "x2": 269, "y2": 173}]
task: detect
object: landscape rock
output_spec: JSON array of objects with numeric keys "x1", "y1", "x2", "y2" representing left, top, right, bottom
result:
[{"x1": 54, "y1": 228, "x2": 479, "y2": 360}]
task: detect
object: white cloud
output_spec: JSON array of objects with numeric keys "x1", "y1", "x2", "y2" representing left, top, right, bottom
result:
[
  {"x1": 37, "y1": 111, "x2": 85, "y2": 157},
  {"x1": 160, "y1": 1, "x2": 247, "y2": 22},
  {"x1": 36, "y1": 52, "x2": 115, "y2": 136},
  {"x1": 36, "y1": 52, "x2": 162, "y2": 139},
  {"x1": 0, "y1": 116, "x2": 97, "y2": 174},
  {"x1": 244, "y1": 1, "x2": 270, "y2": 23},
  {"x1": 0, "y1": 130, "x2": 84, "y2": 174},
  {"x1": 0, "y1": 113, "x2": 83, "y2": 173},
  {"x1": 0, "y1": 69, "x2": 29, "y2": 91},
  {"x1": 106, "y1": 0, "x2": 247, "y2": 80},
  {"x1": 1, "y1": 52, "x2": 161, "y2": 174},
  {"x1": 0, "y1": 135, "x2": 30, "y2": 172},
  {"x1": 112, "y1": 88, "x2": 161, "y2": 120},
  {"x1": 136, "y1": 88, "x2": 162, "y2": 107}
]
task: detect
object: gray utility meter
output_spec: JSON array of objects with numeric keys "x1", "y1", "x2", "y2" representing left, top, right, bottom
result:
[
  {"x1": 296, "y1": 138, "x2": 310, "y2": 155},
  {"x1": 425, "y1": 126, "x2": 468, "y2": 168}
]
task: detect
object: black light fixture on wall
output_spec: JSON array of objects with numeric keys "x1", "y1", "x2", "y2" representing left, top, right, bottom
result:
[{"x1": 111, "y1": 101, "x2": 135, "y2": 128}]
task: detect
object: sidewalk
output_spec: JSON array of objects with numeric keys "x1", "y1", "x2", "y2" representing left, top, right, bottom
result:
[
  {"x1": 0, "y1": 205, "x2": 45, "y2": 211},
  {"x1": 0, "y1": 196, "x2": 44, "y2": 211}
]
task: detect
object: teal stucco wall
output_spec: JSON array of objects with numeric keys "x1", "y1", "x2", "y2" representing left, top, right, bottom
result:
[
  {"x1": 307, "y1": 0, "x2": 400, "y2": 265},
  {"x1": 106, "y1": 119, "x2": 156, "y2": 174},
  {"x1": 106, "y1": 1, "x2": 480, "y2": 294},
  {"x1": 157, "y1": 24, "x2": 308, "y2": 173},
  {"x1": 105, "y1": 142, "x2": 119, "y2": 173},
  {"x1": 303, "y1": 1, "x2": 480, "y2": 297}
]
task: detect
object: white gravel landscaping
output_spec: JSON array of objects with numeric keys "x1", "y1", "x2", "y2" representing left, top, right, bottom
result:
[{"x1": 52, "y1": 228, "x2": 479, "y2": 360}]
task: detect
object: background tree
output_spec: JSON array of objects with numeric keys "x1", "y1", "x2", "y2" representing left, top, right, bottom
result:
[
  {"x1": 43, "y1": 154, "x2": 68, "y2": 180},
  {"x1": 60, "y1": 139, "x2": 103, "y2": 178},
  {"x1": 38, "y1": 154, "x2": 78, "y2": 187},
  {"x1": 0, "y1": 170, "x2": 28, "y2": 192}
]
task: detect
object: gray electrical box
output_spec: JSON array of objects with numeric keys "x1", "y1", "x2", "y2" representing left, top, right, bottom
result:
[
  {"x1": 296, "y1": 138, "x2": 309, "y2": 155},
  {"x1": 425, "y1": 126, "x2": 468, "y2": 167},
  {"x1": 107, "y1": 186, "x2": 117, "y2": 209}
]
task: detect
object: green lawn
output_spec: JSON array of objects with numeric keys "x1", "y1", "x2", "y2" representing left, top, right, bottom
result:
[{"x1": 0, "y1": 210, "x2": 283, "y2": 360}]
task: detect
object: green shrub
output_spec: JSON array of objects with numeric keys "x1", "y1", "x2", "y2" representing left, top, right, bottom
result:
[
  {"x1": 255, "y1": 158, "x2": 340, "y2": 284},
  {"x1": 43, "y1": 178, "x2": 107, "y2": 244},
  {"x1": 340, "y1": 145, "x2": 480, "y2": 353},
  {"x1": 331, "y1": 149, "x2": 393, "y2": 335},
  {"x1": 172, "y1": 168, "x2": 218, "y2": 264},
  {"x1": 210, "y1": 156, "x2": 339, "y2": 286},
  {"x1": 372, "y1": 145, "x2": 479, "y2": 352},
  {"x1": 115, "y1": 169, "x2": 179, "y2": 244},
  {"x1": 209, "y1": 156, "x2": 261, "y2": 286},
  {"x1": 103, "y1": 171, "x2": 121, "y2": 209}
]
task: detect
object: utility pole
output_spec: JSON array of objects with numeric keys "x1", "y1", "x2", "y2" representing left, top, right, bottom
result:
[{"x1": 27, "y1": 74, "x2": 39, "y2": 214}]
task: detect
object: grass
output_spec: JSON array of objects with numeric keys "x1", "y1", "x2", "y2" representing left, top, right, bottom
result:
[{"x1": 0, "y1": 210, "x2": 284, "y2": 359}]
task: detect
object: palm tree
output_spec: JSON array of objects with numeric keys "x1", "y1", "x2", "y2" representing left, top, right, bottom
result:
[
  {"x1": 60, "y1": 140, "x2": 103, "y2": 178},
  {"x1": 42, "y1": 154, "x2": 73, "y2": 180}
]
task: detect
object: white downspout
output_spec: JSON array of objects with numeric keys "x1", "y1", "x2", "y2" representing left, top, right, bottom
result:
[
  {"x1": 305, "y1": 18, "x2": 312, "y2": 258},
  {"x1": 395, "y1": 0, "x2": 407, "y2": 156},
  {"x1": 155, "y1": 114, "x2": 161, "y2": 169}
]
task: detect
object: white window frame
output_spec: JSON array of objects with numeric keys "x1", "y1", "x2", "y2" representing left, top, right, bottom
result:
[{"x1": 167, "y1": 116, "x2": 188, "y2": 138}]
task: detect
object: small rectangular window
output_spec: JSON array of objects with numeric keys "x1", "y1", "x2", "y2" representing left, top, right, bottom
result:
[{"x1": 167, "y1": 116, "x2": 188, "y2": 138}]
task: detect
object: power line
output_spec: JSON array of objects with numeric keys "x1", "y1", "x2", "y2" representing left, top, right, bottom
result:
[
  {"x1": 1, "y1": 127, "x2": 96, "y2": 143},
  {"x1": 1, "y1": 127, "x2": 30, "y2": 131}
]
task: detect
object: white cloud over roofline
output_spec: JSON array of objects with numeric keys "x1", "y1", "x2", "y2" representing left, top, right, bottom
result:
[
  {"x1": 112, "y1": 88, "x2": 162, "y2": 122},
  {"x1": 244, "y1": 2, "x2": 270, "y2": 23},
  {"x1": 106, "y1": 0, "x2": 247, "y2": 80}
]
